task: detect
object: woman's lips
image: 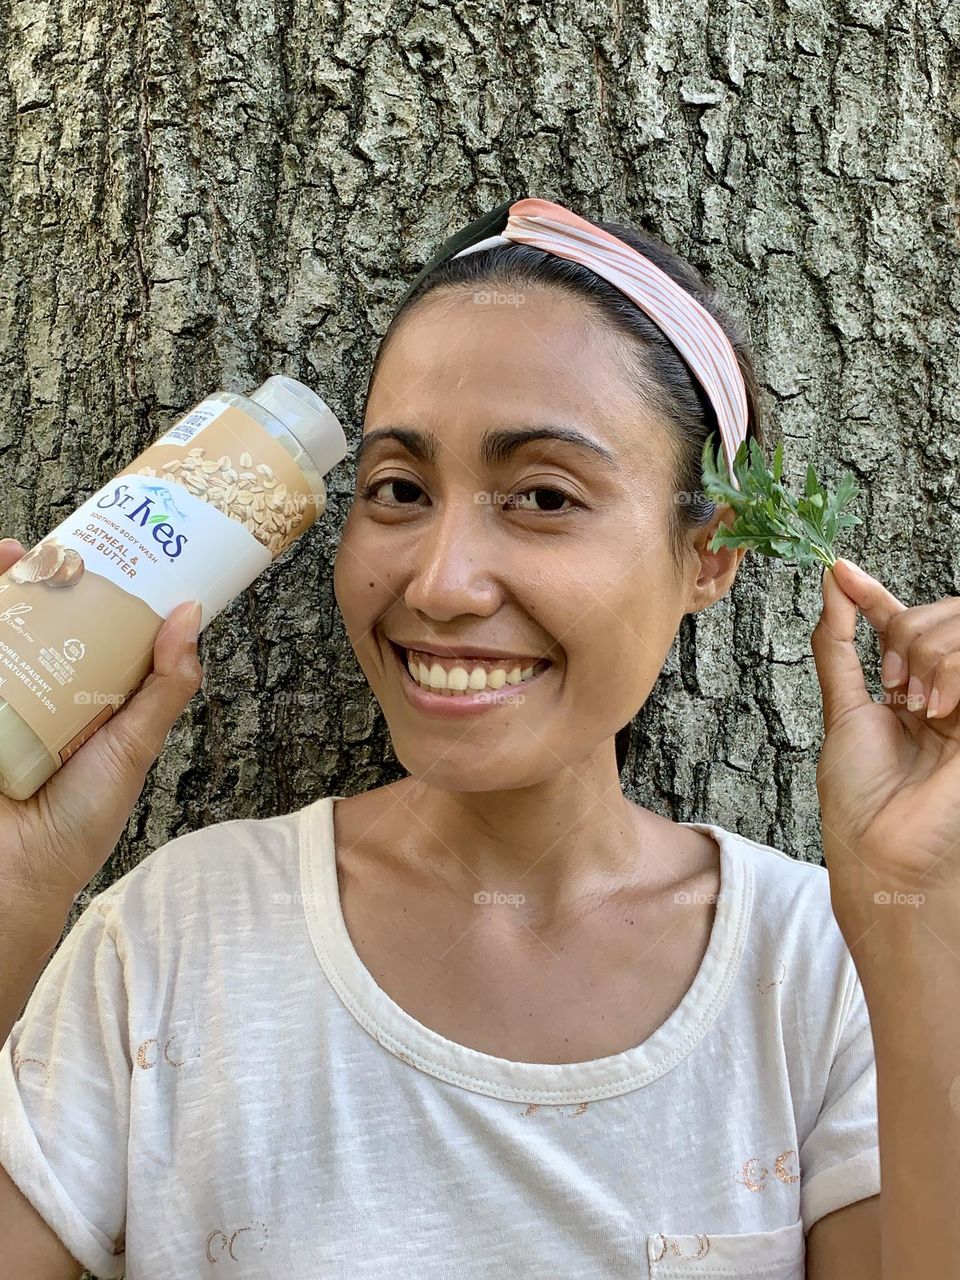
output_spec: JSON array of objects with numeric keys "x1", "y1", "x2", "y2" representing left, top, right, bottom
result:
[{"x1": 387, "y1": 641, "x2": 552, "y2": 718}]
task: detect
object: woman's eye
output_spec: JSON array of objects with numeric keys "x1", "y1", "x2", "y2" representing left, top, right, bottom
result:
[
  {"x1": 361, "y1": 479, "x2": 579, "y2": 514},
  {"x1": 504, "y1": 487, "x2": 578, "y2": 513},
  {"x1": 362, "y1": 478, "x2": 426, "y2": 506}
]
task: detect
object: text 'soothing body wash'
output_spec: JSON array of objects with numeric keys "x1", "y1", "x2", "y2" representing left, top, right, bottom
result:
[{"x1": 0, "y1": 375, "x2": 347, "y2": 799}]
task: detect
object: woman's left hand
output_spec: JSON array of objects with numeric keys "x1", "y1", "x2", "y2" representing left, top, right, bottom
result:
[{"x1": 810, "y1": 558, "x2": 960, "y2": 919}]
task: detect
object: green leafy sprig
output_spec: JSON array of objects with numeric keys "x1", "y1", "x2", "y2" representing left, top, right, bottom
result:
[{"x1": 700, "y1": 432, "x2": 862, "y2": 570}]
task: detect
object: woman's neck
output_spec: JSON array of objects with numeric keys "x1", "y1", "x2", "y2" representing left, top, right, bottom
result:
[{"x1": 376, "y1": 772, "x2": 690, "y2": 921}]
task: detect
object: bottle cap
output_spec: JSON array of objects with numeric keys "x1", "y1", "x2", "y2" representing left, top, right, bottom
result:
[{"x1": 248, "y1": 375, "x2": 348, "y2": 477}]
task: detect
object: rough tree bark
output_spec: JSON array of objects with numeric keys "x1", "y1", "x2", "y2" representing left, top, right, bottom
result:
[{"x1": 1, "y1": 0, "x2": 957, "y2": 951}]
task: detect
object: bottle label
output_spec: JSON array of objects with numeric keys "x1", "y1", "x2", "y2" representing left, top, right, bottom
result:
[
  {"x1": 0, "y1": 397, "x2": 325, "y2": 773},
  {"x1": 153, "y1": 398, "x2": 232, "y2": 447}
]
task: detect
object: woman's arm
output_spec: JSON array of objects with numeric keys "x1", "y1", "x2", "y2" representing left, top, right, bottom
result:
[
  {"x1": 806, "y1": 1194, "x2": 880, "y2": 1279},
  {"x1": 0, "y1": 881, "x2": 85, "y2": 1276},
  {"x1": 810, "y1": 559, "x2": 960, "y2": 1278},
  {"x1": 0, "y1": 532, "x2": 202, "y2": 1049},
  {"x1": 0, "y1": 1161, "x2": 85, "y2": 1280},
  {"x1": 0, "y1": 883, "x2": 72, "y2": 1047},
  {"x1": 832, "y1": 889, "x2": 960, "y2": 1278}
]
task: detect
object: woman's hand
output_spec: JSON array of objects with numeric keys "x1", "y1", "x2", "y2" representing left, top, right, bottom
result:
[
  {"x1": 0, "y1": 537, "x2": 204, "y2": 916},
  {"x1": 810, "y1": 557, "x2": 960, "y2": 919}
]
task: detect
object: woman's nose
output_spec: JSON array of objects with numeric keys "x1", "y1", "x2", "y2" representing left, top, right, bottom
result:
[{"x1": 402, "y1": 500, "x2": 500, "y2": 622}]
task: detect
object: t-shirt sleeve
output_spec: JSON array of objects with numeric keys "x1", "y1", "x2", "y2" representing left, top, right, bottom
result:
[
  {"x1": 799, "y1": 958, "x2": 881, "y2": 1233},
  {"x1": 0, "y1": 899, "x2": 129, "y2": 1277}
]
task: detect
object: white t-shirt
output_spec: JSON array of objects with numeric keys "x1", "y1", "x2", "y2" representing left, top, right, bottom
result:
[{"x1": 0, "y1": 794, "x2": 880, "y2": 1279}]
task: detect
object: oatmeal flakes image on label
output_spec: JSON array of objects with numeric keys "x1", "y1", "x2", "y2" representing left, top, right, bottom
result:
[{"x1": 134, "y1": 451, "x2": 302, "y2": 557}]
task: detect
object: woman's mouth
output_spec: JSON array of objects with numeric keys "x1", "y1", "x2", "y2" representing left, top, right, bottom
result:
[{"x1": 386, "y1": 641, "x2": 552, "y2": 717}]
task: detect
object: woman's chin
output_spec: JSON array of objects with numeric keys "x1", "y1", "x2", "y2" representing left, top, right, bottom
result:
[{"x1": 390, "y1": 743, "x2": 558, "y2": 793}]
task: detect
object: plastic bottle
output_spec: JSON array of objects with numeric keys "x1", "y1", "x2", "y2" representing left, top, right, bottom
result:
[{"x1": 0, "y1": 375, "x2": 348, "y2": 800}]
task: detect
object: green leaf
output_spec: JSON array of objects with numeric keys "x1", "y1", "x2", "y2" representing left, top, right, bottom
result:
[{"x1": 700, "y1": 434, "x2": 860, "y2": 571}]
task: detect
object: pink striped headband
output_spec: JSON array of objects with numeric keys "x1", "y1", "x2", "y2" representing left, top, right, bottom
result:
[{"x1": 420, "y1": 197, "x2": 749, "y2": 490}]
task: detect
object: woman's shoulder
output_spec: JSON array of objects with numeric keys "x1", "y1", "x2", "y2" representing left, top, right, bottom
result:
[
  {"x1": 702, "y1": 818, "x2": 829, "y2": 890},
  {"x1": 711, "y1": 821, "x2": 855, "y2": 974},
  {"x1": 81, "y1": 794, "x2": 336, "y2": 932}
]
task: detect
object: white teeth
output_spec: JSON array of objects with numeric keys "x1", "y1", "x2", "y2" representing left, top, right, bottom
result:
[
  {"x1": 428, "y1": 663, "x2": 446, "y2": 690},
  {"x1": 404, "y1": 648, "x2": 547, "y2": 696}
]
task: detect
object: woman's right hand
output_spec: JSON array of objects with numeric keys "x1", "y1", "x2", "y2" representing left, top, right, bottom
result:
[{"x1": 0, "y1": 537, "x2": 205, "y2": 917}]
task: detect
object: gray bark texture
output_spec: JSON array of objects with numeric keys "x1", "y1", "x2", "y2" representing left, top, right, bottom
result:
[{"x1": 2, "y1": 0, "x2": 958, "y2": 1029}]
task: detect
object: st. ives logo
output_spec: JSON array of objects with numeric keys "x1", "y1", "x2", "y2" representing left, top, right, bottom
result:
[{"x1": 95, "y1": 483, "x2": 189, "y2": 560}]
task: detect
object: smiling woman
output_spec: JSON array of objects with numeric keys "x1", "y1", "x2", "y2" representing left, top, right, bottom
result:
[
  {"x1": 319, "y1": 200, "x2": 878, "y2": 1261},
  {"x1": 0, "y1": 198, "x2": 879, "y2": 1279},
  {"x1": 346, "y1": 202, "x2": 763, "y2": 776},
  {"x1": 336, "y1": 285, "x2": 717, "y2": 786}
]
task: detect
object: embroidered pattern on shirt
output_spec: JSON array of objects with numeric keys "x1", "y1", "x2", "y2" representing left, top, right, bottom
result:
[
  {"x1": 135, "y1": 1032, "x2": 200, "y2": 1070},
  {"x1": 518, "y1": 1101, "x2": 590, "y2": 1117},
  {"x1": 650, "y1": 1232, "x2": 710, "y2": 1261},
  {"x1": 204, "y1": 1222, "x2": 271, "y2": 1262},
  {"x1": 756, "y1": 960, "x2": 787, "y2": 993},
  {"x1": 12, "y1": 1051, "x2": 49, "y2": 1086},
  {"x1": 735, "y1": 1149, "x2": 800, "y2": 1191}
]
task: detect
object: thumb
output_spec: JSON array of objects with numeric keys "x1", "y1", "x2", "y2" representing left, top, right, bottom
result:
[{"x1": 810, "y1": 565, "x2": 871, "y2": 732}]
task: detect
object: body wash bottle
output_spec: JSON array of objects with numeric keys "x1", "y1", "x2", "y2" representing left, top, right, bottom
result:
[{"x1": 0, "y1": 375, "x2": 347, "y2": 800}]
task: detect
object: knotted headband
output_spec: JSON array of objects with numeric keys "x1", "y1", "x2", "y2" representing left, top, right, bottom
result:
[{"x1": 397, "y1": 196, "x2": 749, "y2": 490}]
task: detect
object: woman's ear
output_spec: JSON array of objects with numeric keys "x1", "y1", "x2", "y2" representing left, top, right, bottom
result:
[{"x1": 685, "y1": 506, "x2": 747, "y2": 615}]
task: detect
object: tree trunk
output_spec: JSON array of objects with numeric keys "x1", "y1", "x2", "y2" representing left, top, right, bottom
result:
[{"x1": 2, "y1": 2, "x2": 957, "y2": 926}]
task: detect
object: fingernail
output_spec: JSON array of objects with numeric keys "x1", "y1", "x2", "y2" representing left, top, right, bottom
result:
[
  {"x1": 181, "y1": 601, "x2": 203, "y2": 644},
  {"x1": 838, "y1": 557, "x2": 870, "y2": 581},
  {"x1": 907, "y1": 674, "x2": 925, "y2": 711},
  {"x1": 881, "y1": 650, "x2": 906, "y2": 688},
  {"x1": 926, "y1": 689, "x2": 942, "y2": 718}
]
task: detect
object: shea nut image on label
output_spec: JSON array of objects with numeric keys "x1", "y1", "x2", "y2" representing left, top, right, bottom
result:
[{"x1": 7, "y1": 540, "x2": 85, "y2": 588}]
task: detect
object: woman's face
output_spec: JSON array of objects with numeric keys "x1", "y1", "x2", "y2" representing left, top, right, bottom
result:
[{"x1": 333, "y1": 285, "x2": 738, "y2": 790}]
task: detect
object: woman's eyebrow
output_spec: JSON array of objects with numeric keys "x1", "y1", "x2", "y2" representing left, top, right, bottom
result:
[{"x1": 357, "y1": 426, "x2": 618, "y2": 469}]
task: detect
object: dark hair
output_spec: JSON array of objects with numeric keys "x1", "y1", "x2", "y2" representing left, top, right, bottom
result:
[{"x1": 366, "y1": 211, "x2": 764, "y2": 776}]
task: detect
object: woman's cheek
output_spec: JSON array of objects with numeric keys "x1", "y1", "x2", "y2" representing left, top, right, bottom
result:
[{"x1": 334, "y1": 521, "x2": 385, "y2": 611}]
